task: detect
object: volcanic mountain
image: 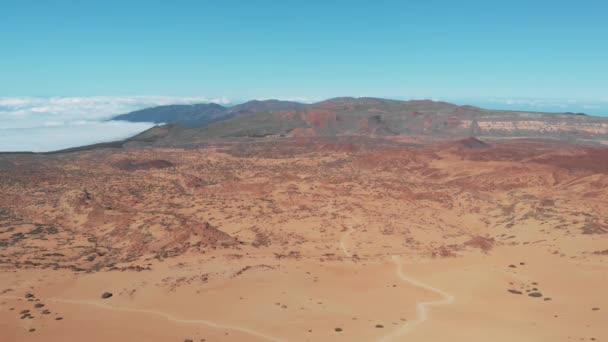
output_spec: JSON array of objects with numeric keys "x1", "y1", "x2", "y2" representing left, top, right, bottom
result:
[
  {"x1": 112, "y1": 100, "x2": 304, "y2": 127},
  {"x1": 113, "y1": 97, "x2": 608, "y2": 148}
]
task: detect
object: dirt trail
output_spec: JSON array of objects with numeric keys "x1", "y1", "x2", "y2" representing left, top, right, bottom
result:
[
  {"x1": 339, "y1": 226, "x2": 355, "y2": 257},
  {"x1": 0, "y1": 295, "x2": 284, "y2": 342},
  {"x1": 336, "y1": 215, "x2": 455, "y2": 342},
  {"x1": 375, "y1": 256, "x2": 455, "y2": 342}
]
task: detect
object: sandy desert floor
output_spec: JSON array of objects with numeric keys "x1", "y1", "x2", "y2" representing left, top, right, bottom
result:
[{"x1": 0, "y1": 137, "x2": 606, "y2": 341}]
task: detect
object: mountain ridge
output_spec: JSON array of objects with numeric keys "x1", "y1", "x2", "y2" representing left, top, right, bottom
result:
[
  {"x1": 4, "y1": 97, "x2": 606, "y2": 154},
  {"x1": 114, "y1": 97, "x2": 608, "y2": 146},
  {"x1": 112, "y1": 97, "x2": 604, "y2": 127},
  {"x1": 111, "y1": 99, "x2": 306, "y2": 127}
]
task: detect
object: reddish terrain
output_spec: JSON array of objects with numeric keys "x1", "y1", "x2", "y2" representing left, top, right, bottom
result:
[{"x1": 0, "y1": 136, "x2": 606, "y2": 341}]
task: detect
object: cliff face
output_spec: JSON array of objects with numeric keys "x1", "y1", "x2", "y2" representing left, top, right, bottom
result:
[{"x1": 460, "y1": 119, "x2": 608, "y2": 136}]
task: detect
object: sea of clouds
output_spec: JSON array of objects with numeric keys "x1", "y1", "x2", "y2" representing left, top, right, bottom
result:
[
  {"x1": 0, "y1": 96, "x2": 229, "y2": 152},
  {"x1": 463, "y1": 98, "x2": 608, "y2": 116}
]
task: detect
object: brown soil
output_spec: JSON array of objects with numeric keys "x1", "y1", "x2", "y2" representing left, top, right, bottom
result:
[{"x1": 0, "y1": 136, "x2": 606, "y2": 342}]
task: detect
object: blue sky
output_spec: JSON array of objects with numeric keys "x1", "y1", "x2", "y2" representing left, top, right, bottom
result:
[
  {"x1": 1, "y1": 0, "x2": 607, "y2": 101},
  {"x1": 1, "y1": 1, "x2": 608, "y2": 151}
]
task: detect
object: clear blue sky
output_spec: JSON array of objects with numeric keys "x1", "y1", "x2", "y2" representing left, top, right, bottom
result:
[{"x1": 1, "y1": 0, "x2": 607, "y2": 101}]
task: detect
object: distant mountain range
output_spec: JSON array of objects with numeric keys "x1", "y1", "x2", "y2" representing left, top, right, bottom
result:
[
  {"x1": 112, "y1": 100, "x2": 305, "y2": 127},
  {"x1": 111, "y1": 97, "x2": 608, "y2": 146}
]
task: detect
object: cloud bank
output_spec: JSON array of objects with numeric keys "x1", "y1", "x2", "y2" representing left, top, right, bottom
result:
[
  {"x1": 0, "y1": 121, "x2": 157, "y2": 152},
  {"x1": 0, "y1": 96, "x2": 230, "y2": 129},
  {"x1": 453, "y1": 97, "x2": 608, "y2": 117},
  {"x1": 0, "y1": 96, "x2": 230, "y2": 152}
]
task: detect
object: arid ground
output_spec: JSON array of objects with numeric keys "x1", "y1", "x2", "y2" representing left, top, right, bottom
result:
[{"x1": 1, "y1": 136, "x2": 606, "y2": 341}]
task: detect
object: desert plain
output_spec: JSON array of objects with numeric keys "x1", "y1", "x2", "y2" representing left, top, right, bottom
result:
[{"x1": 0, "y1": 136, "x2": 606, "y2": 341}]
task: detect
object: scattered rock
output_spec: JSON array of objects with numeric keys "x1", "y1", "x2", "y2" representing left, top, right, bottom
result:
[
  {"x1": 528, "y1": 292, "x2": 543, "y2": 298},
  {"x1": 464, "y1": 236, "x2": 495, "y2": 252},
  {"x1": 375, "y1": 324, "x2": 384, "y2": 328},
  {"x1": 34, "y1": 303, "x2": 44, "y2": 308},
  {"x1": 101, "y1": 292, "x2": 113, "y2": 299},
  {"x1": 55, "y1": 317, "x2": 63, "y2": 320},
  {"x1": 25, "y1": 293, "x2": 34, "y2": 299},
  {"x1": 508, "y1": 289, "x2": 523, "y2": 295},
  {"x1": 591, "y1": 307, "x2": 600, "y2": 311},
  {"x1": 112, "y1": 159, "x2": 175, "y2": 171},
  {"x1": 458, "y1": 136, "x2": 490, "y2": 149},
  {"x1": 28, "y1": 328, "x2": 35, "y2": 332},
  {"x1": 335, "y1": 327, "x2": 343, "y2": 332}
]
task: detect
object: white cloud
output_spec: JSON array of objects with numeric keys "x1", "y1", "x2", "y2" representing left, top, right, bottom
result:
[
  {"x1": 582, "y1": 104, "x2": 601, "y2": 109},
  {"x1": 453, "y1": 97, "x2": 608, "y2": 117},
  {"x1": 485, "y1": 97, "x2": 608, "y2": 108},
  {"x1": 0, "y1": 121, "x2": 156, "y2": 152},
  {"x1": 0, "y1": 95, "x2": 230, "y2": 152},
  {"x1": 0, "y1": 95, "x2": 230, "y2": 129}
]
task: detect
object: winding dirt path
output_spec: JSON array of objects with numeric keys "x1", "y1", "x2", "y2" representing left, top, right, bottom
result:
[
  {"x1": 0, "y1": 295, "x2": 284, "y2": 342},
  {"x1": 339, "y1": 226, "x2": 355, "y2": 257},
  {"x1": 375, "y1": 256, "x2": 455, "y2": 342},
  {"x1": 336, "y1": 215, "x2": 455, "y2": 342},
  {"x1": 3, "y1": 208, "x2": 454, "y2": 342}
]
